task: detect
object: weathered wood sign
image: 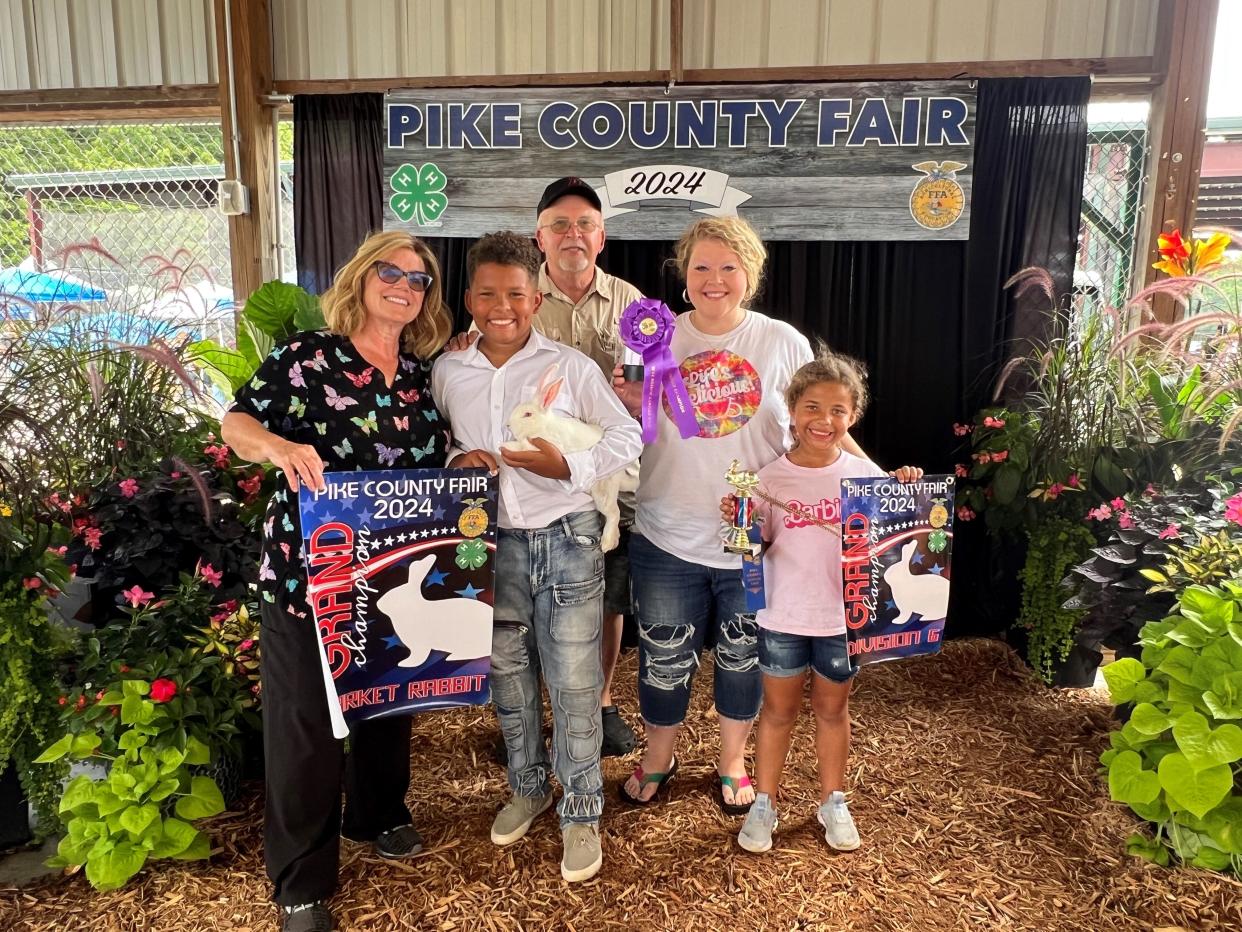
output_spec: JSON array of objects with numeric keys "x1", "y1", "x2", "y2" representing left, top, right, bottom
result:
[{"x1": 382, "y1": 81, "x2": 975, "y2": 241}]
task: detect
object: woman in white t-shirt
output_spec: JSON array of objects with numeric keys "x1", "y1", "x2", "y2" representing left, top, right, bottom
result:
[{"x1": 612, "y1": 217, "x2": 867, "y2": 814}]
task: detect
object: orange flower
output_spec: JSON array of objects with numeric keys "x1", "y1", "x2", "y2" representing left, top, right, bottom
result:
[
  {"x1": 1158, "y1": 229, "x2": 1190, "y2": 261},
  {"x1": 1194, "y1": 232, "x2": 1230, "y2": 275},
  {"x1": 1153, "y1": 228, "x2": 1233, "y2": 277}
]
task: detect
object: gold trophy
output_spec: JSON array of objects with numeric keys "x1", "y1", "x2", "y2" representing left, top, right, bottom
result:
[{"x1": 723, "y1": 460, "x2": 761, "y2": 555}]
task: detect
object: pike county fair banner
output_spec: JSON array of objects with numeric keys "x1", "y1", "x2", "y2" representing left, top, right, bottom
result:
[
  {"x1": 383, "y1": 81, "x2": 975, "y2": 241},
  {"x1": 299, "y1": 468, "x2": 498, "y2": 738}
]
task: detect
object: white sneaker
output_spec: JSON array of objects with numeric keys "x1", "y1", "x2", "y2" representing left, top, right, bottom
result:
[
  {"x1": 738, "y1": 793, "x2": 778, "y2": 853},
  {"x1": 817, "y1": 791, "x2": 860, "y2": 851}
]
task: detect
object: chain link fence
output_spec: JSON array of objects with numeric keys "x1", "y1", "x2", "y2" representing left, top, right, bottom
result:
[
  {"x1": 1074, "y1": 102, "x2": 1150, "y2": 315},
  {"x1": 0, "y1": 119, "x2": 293, "y2": 347}
]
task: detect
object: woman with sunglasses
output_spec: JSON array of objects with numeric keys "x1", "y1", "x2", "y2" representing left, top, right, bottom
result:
[{"x1": 221, "y1": 230, "x2": 451, "y2": 932}]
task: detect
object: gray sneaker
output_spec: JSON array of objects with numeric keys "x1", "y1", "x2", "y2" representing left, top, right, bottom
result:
[
  {"x1": 737, "y1": 793, "x2": 778, "y2": 853},
  {"x1": 490, "y1": 792, "x2": 554, "y2": 846},
  {"x1": 560, "y1": 822, "x2": 602, "y2": 882},
  {"x1": 817, "y1": 791, "x2": 860, "y2": 851}
]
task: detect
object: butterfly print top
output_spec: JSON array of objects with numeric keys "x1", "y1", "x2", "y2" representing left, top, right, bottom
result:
[{"x1": 229, "y1": 330, "x2": 451, "y2": 611}]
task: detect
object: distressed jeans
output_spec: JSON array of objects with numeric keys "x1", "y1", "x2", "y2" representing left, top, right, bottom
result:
[
  {"x1": 491, "y1": 510, "x2": 605, "y2": 826},
  {"x1": 629, "y1": 533, "x2": 761, "y2": 727}
]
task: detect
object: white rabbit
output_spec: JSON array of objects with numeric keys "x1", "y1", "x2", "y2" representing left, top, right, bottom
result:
[
  {"x1": 501, "y1": 363, "x2": 639, "y2": 552},
  {"x1": 377, "y1": 555, "x2": 493, "y2": 667},
  {"x1": 882, "y1": 540, "x2": 950, "y2": 626}
]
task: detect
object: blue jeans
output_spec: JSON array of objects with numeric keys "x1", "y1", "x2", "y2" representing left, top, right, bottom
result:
[
  {"x1": 759, "y1": 629, "x2": 857, "y2": 683},
  {"x1": 629, "y1": 533, "x2": 761, "y2": 727},
  {"x1": 491, "y1": 510, "x2": 605, "y2": 826}
]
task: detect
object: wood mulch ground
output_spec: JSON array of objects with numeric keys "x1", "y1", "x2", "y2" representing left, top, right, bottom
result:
[{"x1": 3, "y1": 638, "x2": 1240, "y2": 931}]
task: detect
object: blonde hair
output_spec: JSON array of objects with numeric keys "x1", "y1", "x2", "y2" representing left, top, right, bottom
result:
[
  {"x1": 673, "y1": 216, "x2": 767, "y2": 302},
  {"x1": 785, "y1": 345, "x2": 871, "y2": 420},
  {"x1": 320, "y1": 230, "x2": 451, "y2": 358}
]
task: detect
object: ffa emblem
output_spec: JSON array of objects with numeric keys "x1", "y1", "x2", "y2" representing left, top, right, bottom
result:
[
  {"x1": 909, "y1": 161, "x2": 966, "y2": 231},
  {"x1": 458, "y1": 498, "x2": 489, "y2": 538},
  {"x1": 929, "y1": 497, "x2": 949, "y2": 529}
]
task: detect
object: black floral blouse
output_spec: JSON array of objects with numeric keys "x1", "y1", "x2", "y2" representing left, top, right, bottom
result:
[{"x1": 229, "y1": 330, "x2": 450, "y2": 612}]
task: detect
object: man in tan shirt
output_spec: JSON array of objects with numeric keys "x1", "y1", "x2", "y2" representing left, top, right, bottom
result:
[{"x1": 533, "y1": 177, "x2": 642, "y2": 757}]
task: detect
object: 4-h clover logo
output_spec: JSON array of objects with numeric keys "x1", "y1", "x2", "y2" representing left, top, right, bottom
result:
[
  {"x1": 390, "y1": 162, "x2": 448, "y2": 225},
  {"x1": 455, "y1": 539, "x2": 488, "y2": 570},
  {"x1": 927, "y1": 529, "x2": 948, "y2": 553}
]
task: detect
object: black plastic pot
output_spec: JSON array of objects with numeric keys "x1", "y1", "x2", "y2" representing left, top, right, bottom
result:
[
  {"x1": 1050, "y1": 643, "x2": 1104, "y2": 689},
  {"x1": 0, "y1": 764, "x2": 32, "y2": 849}
]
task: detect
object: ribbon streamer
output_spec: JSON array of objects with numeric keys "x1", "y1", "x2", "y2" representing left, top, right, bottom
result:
[{"x1": 619, "y1": 298, "x2": 699, "y2": 443}]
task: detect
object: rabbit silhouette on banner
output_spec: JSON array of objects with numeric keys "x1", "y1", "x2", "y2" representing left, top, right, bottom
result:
[
  {"x1": 883, "y1": 540, "x2": 950, "y2": 626},
  {"x1": 377, "y1": 554, "x2": 492, "y2": 667}
]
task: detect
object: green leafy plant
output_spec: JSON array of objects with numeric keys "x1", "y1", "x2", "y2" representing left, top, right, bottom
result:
[
  {"x1": 189, "y1": 280, "x2": 324, "y2": 395},
  {"x1": 1018, "y1": 516, "x2": 1096, "y2": 683},
  {"x1": 1101, "y1": 581, "x2": 1242, "y2": 874},
  {"x1": 36, "y1": 672, "x2": 226, "y2": 890}
]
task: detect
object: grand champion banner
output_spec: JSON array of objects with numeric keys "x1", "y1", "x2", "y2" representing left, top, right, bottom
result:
[
  {"x1": 840, "y1": 475, "x2": 955, "y2": 665},
  {"x1": 298, "y1": 468, "x2": 498, "y2": 737},
  {"x1": 383, "y1": 81, "x2": 975, "y2": 241}
]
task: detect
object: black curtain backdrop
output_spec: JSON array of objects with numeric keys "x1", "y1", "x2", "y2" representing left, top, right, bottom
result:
[
  {"x1": 293, "y1": 78, "x2": 1089, "y2": 637},
  {"x1": 293, "y1": 93, "x2": 385, "y2": 295}
]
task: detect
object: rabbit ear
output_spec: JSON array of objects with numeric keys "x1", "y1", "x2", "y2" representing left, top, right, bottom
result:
[
  {"x1": 902, "y1": 540, "x2": 917, "y2": 560},
  {"x1": 536, "y1": 363, "x2": 560, "y2": 394},
  {"x1": 541, "y1": 377, "x2": 564, "y2": 409}
]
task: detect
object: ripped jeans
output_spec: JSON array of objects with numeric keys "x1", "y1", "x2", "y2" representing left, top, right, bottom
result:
[
  {"x1": 629, "y1": 533, "x2": 761, "y2": 727},
  {"x1": 491, "y1": 510, "x2": 605, "y2": 826}
]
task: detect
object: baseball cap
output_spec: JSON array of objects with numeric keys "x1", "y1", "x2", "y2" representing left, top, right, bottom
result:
[{"x1": 537, "y1": 177, "x2": 602, "y2": 216}]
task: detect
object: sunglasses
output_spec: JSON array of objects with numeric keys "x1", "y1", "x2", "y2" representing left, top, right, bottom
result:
[{"x1": 373, "y1": 260, "x2": 433, "y2": 292}]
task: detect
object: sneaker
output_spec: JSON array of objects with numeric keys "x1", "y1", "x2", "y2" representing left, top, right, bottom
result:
[
  {"x1": 817, "y1": 791, "x2": 860, "y2": 851},
  {"x1": 600, "y1": 705, "x2": 637, "y2": 757},
  {"x1": 737, "y1": 793, "x2": 778, "y2": 853},
  {"x1": 373, "y1": 823, "x2": 423, "y2": 859},
  {"x1": 281, "y1": 902, "x2": 333, "y2": 932},
  {"x1": 490, "y1": 792, "x2": 554, "y2": 846},
  {"x1": 560, "y1": 822, "x2": 602, "y2": 882}
]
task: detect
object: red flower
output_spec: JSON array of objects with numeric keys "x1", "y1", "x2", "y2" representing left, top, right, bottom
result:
[
  {"x1": 95, "y1": 690, "x2": 106, "y2": 702},
  {"x1": 954, "y1": 464, "x2": 970, "y2": 478},
  {"x1": 119, "y1": 664, "x2": 130, "y2": 673},
  {"x1": 991, "y1": 450, "x2": 1009, "y2": 463},
  {"x1": 118, "y1": 478, "x2": 139, "y2": 498},
  {"x1": 83, "y1": 527, "x2": 103, "y2": 551},
  {"x1": 121, "y1": 585, "x2": 155, "y2": 608},
  {"x1": 956, "y1": 506, "x2": 976, "y2": 521},
  {"x1": 57, "y1": 696, "x2": 67, "y2": 706},
  {"x1": 149, "y1": 679, "x2": 178, "y2": 703},
  {"x1": 75, "y1": 695, "x2": 87, "y2": 711},
  {"x1": 199, "y1": 562, "x2": 224, "y2": 588},
  {"x1": 22, "y1": 577, "x2": 42, "y2": 590},
  {"x1": 1158, "y1": 524, "x2": 1181, "y2": 540}
]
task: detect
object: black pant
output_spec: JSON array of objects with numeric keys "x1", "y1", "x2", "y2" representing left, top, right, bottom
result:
[{"x1": 260, "y1": 598, "x2": 413, "y2": 906}]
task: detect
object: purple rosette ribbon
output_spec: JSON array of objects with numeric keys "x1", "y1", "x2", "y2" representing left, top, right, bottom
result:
[{"x1": 619, "y1": 298, "x2": 699, "y2": 443}]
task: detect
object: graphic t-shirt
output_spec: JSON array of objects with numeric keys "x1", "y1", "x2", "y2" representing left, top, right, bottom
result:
[
  {"x1": 754, "y1": 452, "x2": 886, "y2": 637},
  {"x1": 634, "y1": 311, "x2": 812, "y2": 569}
]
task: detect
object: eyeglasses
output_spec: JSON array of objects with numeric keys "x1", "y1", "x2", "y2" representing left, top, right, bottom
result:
[
  {"x1": 540, "y1": 217, "x2": 600, "y2": 236},
  {"x1": 373, "y1": 260, "x2": 433, "y2": 292}
]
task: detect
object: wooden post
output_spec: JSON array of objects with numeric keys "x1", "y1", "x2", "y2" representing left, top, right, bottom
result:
[
  {"x1": 1142, "y1": 0, "x2": 1220, "y2": 321},
  {"x1": 214, "y1": 0, "x2": 276, "y2": 306},
  {"x1": 670, "y1": 0, "x2": 683, "y2": 85}
]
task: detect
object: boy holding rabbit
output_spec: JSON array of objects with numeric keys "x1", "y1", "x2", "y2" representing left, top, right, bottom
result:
[{"x1": 430, "y1": 231, "x2": 642, "y2": 882}]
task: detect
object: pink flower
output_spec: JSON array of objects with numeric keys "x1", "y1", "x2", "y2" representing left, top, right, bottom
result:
[
  {"x1": 1158, "y1": 524, "x2": 1181, "y2": 540},
  {"x1": 204, "y1": 444, "x2": 232, "y2": 469},
  {"x1": 974, "y1": 452, "x2": 992, "y2": 464},
  {"x1": 953, "y1": 423, "x2": 973, "y2": 436},
  {"x1": 118, "y1": 478, "x2": 139, "y2": 498},
  {"x1": 983, "y1": 416, "x2": 1007, "y2": 429},
  {"x1": 1087, "y1": 504, "x2": 1113, "y2": 521},
  {"x1": 170, "y1": 471, "x2": 182, "y2": 479},
  {"x1": 1225, "y1": 493, "x2": 1242, "y2": 526},
  {"x1": 120, "y1": 585, "x2": 155, "y2": 608},
  {"x1": 1144, "y1": 483, "x2": 1158, "y2": 498},
  {"x1": 199, "y1": 562, "x2": 224, "y2": 588},
  {"x1": 991, "y1": 450, "x2": 1009, "y2": 463},
  {"x1": 1067, "y1": 473, "x2": 1080, "y2": 488},
  {"x1": 22, "y1": 577, "x2": 42, "y2": 590},
  {"x1": 1110, "y1": 497, "x2": 1126, "y2": 510},
  {"x1": 83, "y1": 527, "x2": 103, "y2": 551},
  {"x1": 956, "y1": 506, "x2": 976, "y2": 521},
  {"x1": 238, "y1": 474, "x2": 263, "y2": 501},
  {"x1": 210, "y1": 610, "x2": 230, "y2": 625},
  {"x1": 955, "y1": 464, "x2": 970, "y2": 478},
  {"x1": 1118, "y1": 512, "x2": 1135, "y2": 529},
  {"x1": 1046, "y1": 483, "x2": 1064, "y2": 500},
  {"x1": 149, "y1": 679, "x2": 178, "y2": 703},
  {"x1": 239, "y1": 639, "x2": 254, "y2": 651}
]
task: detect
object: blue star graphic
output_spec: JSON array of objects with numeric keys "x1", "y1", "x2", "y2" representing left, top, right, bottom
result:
[
  {"x1": 425, "y1": 568, "x2": 449, "y2": 587},
  {"x1": 910, "y1": 550, "x2": 925, "y2": 566},
  {"x1": 884, "y1": 599, "x2": 897, "y2": 611},
  {"x1": 929, "y1": 563, "x2": 944, "y2": 575},
  {"x1": 456, "y1": 582, "x2": 484, "y2": 599},
  {"x1": 382, "y1": 635, "x2": 404, "y2": 650},
  {"x1": 433, "y1": 506, "x2": 446, "y2": 520}
]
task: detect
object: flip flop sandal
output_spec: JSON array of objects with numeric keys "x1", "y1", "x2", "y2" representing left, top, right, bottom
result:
[
  {"x1": 717, "y1": 774, "x2": 755, "y2": 816},
  {"x1": 618, "y1": 758, "x2": 679, "y2": 806}
]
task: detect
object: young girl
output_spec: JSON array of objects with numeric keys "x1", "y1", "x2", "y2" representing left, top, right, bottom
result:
[{"x1": 719, "y1": 350, "x2": 922, "y2": 853}]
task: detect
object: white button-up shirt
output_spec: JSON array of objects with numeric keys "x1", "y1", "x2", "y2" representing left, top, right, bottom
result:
[{"x1": 431, "y1": 329, "x2": 642, "y2": 530}]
